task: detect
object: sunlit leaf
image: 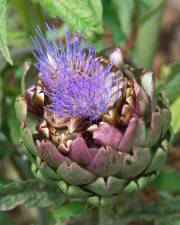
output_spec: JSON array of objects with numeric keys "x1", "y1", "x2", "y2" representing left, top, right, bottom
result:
[
  {"x1": 7, "y1": 31, "x2": 26, "y2": 40},
  {"x1": 171, "y1": 98, "x2": 180, "y2": 135},
  {"x1": 0, "y1": 0, "x2": 13, "y2": 65},
  {"x1": 53, "y1": 202, "x2": 88, "y2": 218},
  {"x1": 88, "y1": 0, "x2": 103, "y2": 24},
  {"x1": 31, "y1": 0, "x2": 103, "y2": 39}
]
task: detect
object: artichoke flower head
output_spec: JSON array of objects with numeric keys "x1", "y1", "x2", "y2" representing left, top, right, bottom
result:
[{"x1": 15, "y1": 25, "x2": 172, "y2": 202}]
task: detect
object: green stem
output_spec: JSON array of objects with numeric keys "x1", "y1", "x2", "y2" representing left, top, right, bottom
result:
[
  {"x1": 99, "y1": 204, "x2": 114, "y2": 225},
  {"x1": 37, "y1": 208, "x2": 51, "y2": 225}
]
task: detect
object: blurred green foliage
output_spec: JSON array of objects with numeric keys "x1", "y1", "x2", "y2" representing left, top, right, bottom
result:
[
  {"x1": 0, "y1": 179, "x2": 64, "y2": 211},
  {"x1": 0, "y1": 0, "x2": 13, "y2": 64}
]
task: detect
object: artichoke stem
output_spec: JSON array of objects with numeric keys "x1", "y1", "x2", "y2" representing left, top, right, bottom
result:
[{"x1": 99, "y1": 203, "x2": 114, "y2": 225}]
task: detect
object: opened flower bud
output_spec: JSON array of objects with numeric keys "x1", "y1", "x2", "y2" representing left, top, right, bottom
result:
[{"x1": 15, "y1": 25, "x2": 172, "y2": 201}]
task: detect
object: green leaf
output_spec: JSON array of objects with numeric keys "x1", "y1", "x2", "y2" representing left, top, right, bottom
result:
[
  {"x1": 0, "y1": 177, "x2": 10, "y2": 186},
  {"x1": 0, "y1": 124, "x2": 14, "y2": 159},
  {"x1": 139, "y1": 1, "x2": 164, "y2": 24},
  {"x1": 160, "y1": 218, "x2": 180, "y2": 225},
  {"x1": 119, "y1": 196, "x2": 180, "y2": 224},
  {"x1": 112, "y1": 0, "x2": 134, "y2": 36},
  {"x1": 150, "y1": 167, "x2": 180, "y2": 193},
  {"x1": 0, "y1": 0, "x2": 13, "y2": 65},
  {"x1": 7, "y1": 104, "x2": 21, "y2": 146},
  {"x1": 7, "y1": 31, "x2": 26, "y2": 40},
  {"x1": 171, "y1": 97, "x2": 180, "y2": 135},
  {"x1": 0, "y1": 179, "x2": 64, "y2": 211},
  {"x1": 0, "y1": 212, "x2": 18, "y2": 225},
  {"x1": 0, "y1": 133, "x2": 13, "y2": 159},
  {"x1": 132, "y1": 0, "x2": 164, "y2": 68},
  {"x1": 0, "y1": 76, "x2": 2, "y2": 127},
  {"x1": 92, "y1": 39, "x2": 104, "y2": 52},
  {"x1": 88, "y1": 0, "x2": 103, "y2": 24},
  {"x1": 11, "y1": 0, "x2": 44, "y2": 36},
  {"x1": 103, "y1": 0, "x2": 125, "y2": 45},
  {"x1": 159, "y1": 63, "x2": 180, "y2": 104},
  {"x1": 53, "y1": 202, "x2": 88, "y2": 218},
  {"x1": 31, "y1": 0, "x2": 103, "y2": 39},
  {"x1": 137, "y1": 0, "x2": 153, "y2": 7},
  {"x1": 156, "y1": 63, "x2": 180, "y2": 106}
]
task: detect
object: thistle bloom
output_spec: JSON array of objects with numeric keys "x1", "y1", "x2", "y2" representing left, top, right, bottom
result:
[
  {"x1": 15, "y1": 25, "x2": 172, "y2": 203},
  {"x1": 32, "y1": 25, "x2": 121, "y2": 120}
]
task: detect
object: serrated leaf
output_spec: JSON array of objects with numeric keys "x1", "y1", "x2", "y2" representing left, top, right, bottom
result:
[
  {"x1": 119, "y1": 196, "x2": 180, "y2": 224},
  {"x1": 53, "y1": 202, "x2": 88, "y2": 218},
  {"x1": 88, "y1": 0, "x2": 102, "y2": 24},
  {"x1": 171, "y1": 97, "x2": 180, "y2": 135},
  {"x1": 0, "y1": 0, "x2": 13, "y2": 65},
  {"x1": 0, "y1": 179, "x2": 64, "y2": 211},
  {"x1": 31, "y1": 0, "x2": 103, "y2": 39}
]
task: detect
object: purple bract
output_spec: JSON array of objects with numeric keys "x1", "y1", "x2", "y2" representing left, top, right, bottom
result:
[{"x1": 32, "y1": 25, "x2": 120, "y2": 120}]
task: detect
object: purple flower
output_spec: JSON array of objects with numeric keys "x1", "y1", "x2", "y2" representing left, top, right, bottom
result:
[{"x1": 32, "y1": 25, "x2": 120, "y2": 120}]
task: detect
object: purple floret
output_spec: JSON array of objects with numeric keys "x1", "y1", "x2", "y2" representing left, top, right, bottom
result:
[{"x1": 32, "y1": 24, "x2": 120, "y2": 120}]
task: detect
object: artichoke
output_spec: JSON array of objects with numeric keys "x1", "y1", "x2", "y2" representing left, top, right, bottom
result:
[{"x1": 15, "y1": 26, "x2": 171, "y2": 202}]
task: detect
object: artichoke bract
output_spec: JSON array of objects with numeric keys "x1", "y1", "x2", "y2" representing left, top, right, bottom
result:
[{"x1": 15, "y1": 25, "x2": 171, "y2": 202}]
